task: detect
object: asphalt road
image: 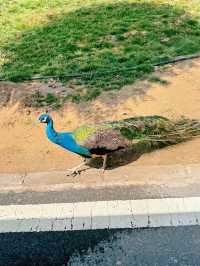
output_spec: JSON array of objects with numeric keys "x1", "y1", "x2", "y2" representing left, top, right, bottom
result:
[
  {"x1": 1, "y1": 225, "x2": 200, "y2": 266},
  {"x1": 1, "y1": 183, "x2": 200, "y2": 205}
]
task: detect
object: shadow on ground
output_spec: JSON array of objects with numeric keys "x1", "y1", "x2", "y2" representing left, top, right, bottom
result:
[
  {"x1": 1, "y1": 227, "x2": 200, "y2": 266},
  {"x1": 0, "y1": 230, "x2": 115, "y2": 266},
  {"x1": 88, "y1": 142, "x2": 164, "y2": 169}
]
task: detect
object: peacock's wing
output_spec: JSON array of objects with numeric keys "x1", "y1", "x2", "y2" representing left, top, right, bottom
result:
[{"x1": 72, "y1": 124, "x2": 130, "y2": 153}]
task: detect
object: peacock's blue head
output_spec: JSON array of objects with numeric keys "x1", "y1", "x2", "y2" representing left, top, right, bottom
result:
[{"x1": 38, "y1": 113, "x2": 52, "y2": 124}]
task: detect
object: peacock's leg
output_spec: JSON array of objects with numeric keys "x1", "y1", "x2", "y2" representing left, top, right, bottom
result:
[
  {"x1": 66, "y1": 158, "x2": 88, "y2": 177},
  {"x1": 102, "y1": 154, "x2": 108, "y2": 173}
]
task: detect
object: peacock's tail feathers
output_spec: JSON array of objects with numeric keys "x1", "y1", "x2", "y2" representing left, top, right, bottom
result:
[
  {"x1": 130, "y1": 117, "x2": 200, "y2": 147},
  {"x1": 73, "y1": 116, "x2": 200, "y2": 154}
]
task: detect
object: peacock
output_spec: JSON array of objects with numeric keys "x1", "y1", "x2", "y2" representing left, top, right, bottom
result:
[{"x1": 39, "y1": 113, "x2": 200, "y2": 176}]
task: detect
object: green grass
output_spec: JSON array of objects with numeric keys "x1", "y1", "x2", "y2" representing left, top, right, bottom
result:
[
  {"x1": 24, "y1": 90, "x2": 61, "y2": 109},
  {"x1": 1, "y1": 0, "x2": 200, "y2": 101},
  {"x1": 148, "y1": 75, "x2": 169, "y2": 85}
]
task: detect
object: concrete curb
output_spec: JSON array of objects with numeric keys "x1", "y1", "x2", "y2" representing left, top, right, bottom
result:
[
  {"x1": 0, "y1": 197, "x2": 200, "y2": 233},
  {"x1": 1, "y1": 164, "x2": 200, "y2": 193}
]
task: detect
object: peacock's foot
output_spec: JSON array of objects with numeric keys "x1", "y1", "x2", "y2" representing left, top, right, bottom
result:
[
  {"x1": 66, "y1": 168, "x2": 82, "y2": 177},
  {"x1": 65, "y1": 161, "x2": 88, "y2": 177}
]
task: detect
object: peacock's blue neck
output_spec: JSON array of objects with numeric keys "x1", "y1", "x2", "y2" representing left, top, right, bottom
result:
[
  {"x1": 46, "y1": 119, "x2": 58, "y2": 143},
  {"x1": 44, "y1": 118, "x2": 91, "y2": 157}
]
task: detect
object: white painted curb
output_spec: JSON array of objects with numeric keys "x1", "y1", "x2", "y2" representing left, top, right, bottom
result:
[{"x1": 0, "y1": 197, "x2": 200, "y2": 233}]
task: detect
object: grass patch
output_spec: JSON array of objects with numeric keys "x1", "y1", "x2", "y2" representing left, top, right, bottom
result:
[
  {"x1": 148, "y1": 75, "x2": 169, "y2": 85},
  {"x1": 1, "y1": 0, "x2": 200, "y2": 101},
  {"x1": 24, "y1": 91, "x2": 61, "y2": 109}
]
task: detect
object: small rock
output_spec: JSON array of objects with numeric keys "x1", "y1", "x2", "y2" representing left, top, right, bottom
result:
[{"x1": 26, "y1": 110, "x2": 31, "y2": 115}]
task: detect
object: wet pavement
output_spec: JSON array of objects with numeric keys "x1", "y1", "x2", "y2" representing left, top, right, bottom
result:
[{"x1": 1, "y1": 225, "x2": 200, "y2": 266}]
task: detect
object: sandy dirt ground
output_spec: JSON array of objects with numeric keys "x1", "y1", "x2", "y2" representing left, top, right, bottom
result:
[{"x1": 1, "y1": 59, "x2": 200, "y2": 174}]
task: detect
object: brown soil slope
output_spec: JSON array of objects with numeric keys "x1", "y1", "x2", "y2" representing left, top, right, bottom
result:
[{"x1": 1, "y1": 59, "x2": 200, "y2": 173}]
